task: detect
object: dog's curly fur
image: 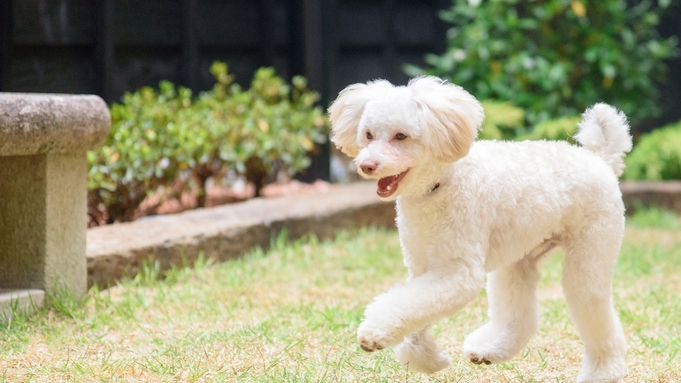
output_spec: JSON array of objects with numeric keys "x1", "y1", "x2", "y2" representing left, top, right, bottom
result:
[{"x1": 329, "y1": 77, "x2": 631, "y2": 383}]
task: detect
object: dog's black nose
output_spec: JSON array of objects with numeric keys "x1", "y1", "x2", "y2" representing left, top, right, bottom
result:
[{"x1": 360, "y1": 160, "x2": 377, "y2": 175}]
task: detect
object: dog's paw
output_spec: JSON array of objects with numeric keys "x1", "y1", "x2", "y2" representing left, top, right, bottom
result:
[
  {"x1": 467, "y1": 352, "x2": 492, "y2": 365},
  {"x1": 577, "y1": 354, "x2": 627, "y2": 383},
  {"x1": 394, "y1": 334, "x2": 451, "y2": 374},
  {"x1": 357, "y1": 321, "x2": 402, "y2": 352},
  {"x1": 358, "y1": 337, "x2": 386, "y2": 352},
  {"x1": 463, "y1": 323, "x2": 519, "y2": 365}
]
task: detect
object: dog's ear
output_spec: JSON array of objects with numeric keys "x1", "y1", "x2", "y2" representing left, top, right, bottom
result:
[
  {"x1": 409, "y1": 76, "x2": 484, "y2": 163},
  {"x1": 328, "y1": 80, "x2": 393, "y2": 157}
]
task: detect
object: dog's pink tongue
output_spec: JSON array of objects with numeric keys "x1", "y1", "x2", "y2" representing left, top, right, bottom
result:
[{"x1": 377, "y1": 175, "x2": 398, "y2": 196}]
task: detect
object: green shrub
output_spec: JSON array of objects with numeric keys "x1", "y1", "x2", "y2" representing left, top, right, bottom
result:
[
  {"x1": 406, "y1": 0, "x2": 679, "y2": 125},
  {"x1": 478, "y1": 100, "x2": 580, "y2": 144},
  {"x1": 518, "y1": 115, "x2": 581, "y2": 144},
  {"x1": 87, "y1": 82, "x2": 192, "y2": 223},
  {"x1": 203, "y1": 64, "x2": 328, "y2": 197},
  {"x1": 87, "y1": 62, "x2": 328, "y2": 225},
  {"x1": 623, "y1": 120, "x2": 681, "y2": 181},
  {"x1": 479, "y1": 100, "x2": 526, "y2": 140}
]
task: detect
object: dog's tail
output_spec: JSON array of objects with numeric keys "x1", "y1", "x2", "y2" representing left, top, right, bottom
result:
[{"x1": 574, "y1": 103, "x2": 633, "y2": 176}]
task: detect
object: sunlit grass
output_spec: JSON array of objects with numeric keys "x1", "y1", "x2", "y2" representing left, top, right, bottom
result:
[
  {"x1": 627, "y1": 204, "x2": 681, "y2": 231},
  {"x1": 1, "y1": 208, "x2": 680, "y2": 382}
]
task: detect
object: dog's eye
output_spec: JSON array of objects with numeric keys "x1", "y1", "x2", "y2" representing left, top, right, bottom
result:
[
  {"x1": 366, "y1": 131, "x2": 373, "y2": 140},
  {"x1": 395, "y1": 133, "x2": 408, "y2": 141}
]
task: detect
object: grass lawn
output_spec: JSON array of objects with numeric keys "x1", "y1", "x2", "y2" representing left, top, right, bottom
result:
[{"x1": 1, "y1": 207, "x2": 680, "y2": 382}]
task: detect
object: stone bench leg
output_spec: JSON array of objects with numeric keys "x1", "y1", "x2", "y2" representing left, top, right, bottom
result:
[
  {"x1": 0, "y1": 153, "x2": 87, "y2": 299},
  {"x1": 0, "y1": 92, "x2": 110, "y2": 320}
]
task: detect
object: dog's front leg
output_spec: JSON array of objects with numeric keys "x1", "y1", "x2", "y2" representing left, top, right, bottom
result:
[{"x1": 357, "y1": 260, "x2": 485, "y2": 353}]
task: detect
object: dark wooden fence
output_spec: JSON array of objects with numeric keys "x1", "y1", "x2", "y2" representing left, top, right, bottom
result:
[
  {"x1": 1, "y1": 0, "x2": 680, "y2": 180},
  {"x1": 0, "y1": 0, "x2": 449, "y2": 180},
  {"x1": 658, "y1": 1, "x2": 681, "y2": 128}
]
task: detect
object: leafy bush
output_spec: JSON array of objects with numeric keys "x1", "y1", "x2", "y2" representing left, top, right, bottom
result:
[
  {"x1": 87, "y1": 62, "x2": 328, "y2": 225},
  {"x1": 203, "y1": 64, "x2": 328, "y2": 197},
  {"x1": 406, "y1": 0, "x2": 679, "y2": 125},
  {"x1": 623, "y1": 120, "x2": 681, "y2": 181},
  {"x1": 479, "y1": 100, "x2": 580, "y2": 144},
  {"x1": 87, "y1": 82, "x2": 192, "y2": 223},
  {"x1": 518, "y1": 115, "x2": 581, "y2": 144},
  {"x1": 479, "y1": 100, "x2": 526, "y2": 140}
]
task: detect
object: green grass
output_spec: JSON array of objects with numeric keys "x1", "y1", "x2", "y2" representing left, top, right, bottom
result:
[
  {"x1": 627, "y1": 204, "x2": 681, "y2": 231},
  {"x1": 1, "y1": 208, "x2": 680, "y2": 382}
]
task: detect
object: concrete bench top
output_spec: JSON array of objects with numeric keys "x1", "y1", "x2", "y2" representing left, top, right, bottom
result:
[{"x1": 0, "y1": 93, "x2": 110, "y2": 156}]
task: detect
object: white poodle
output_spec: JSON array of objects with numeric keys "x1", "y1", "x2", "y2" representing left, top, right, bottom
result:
[{"x1": 328, "y1": 77, "x2": 631, "y2": 383}]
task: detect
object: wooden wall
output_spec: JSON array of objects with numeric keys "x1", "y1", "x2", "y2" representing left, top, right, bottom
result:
[
  {"x1": 0, "y1": 0, "x2": 449, "y2": 180},
  {"x1": 0, "y1": 0, "x2": 447, "y2": 101}
]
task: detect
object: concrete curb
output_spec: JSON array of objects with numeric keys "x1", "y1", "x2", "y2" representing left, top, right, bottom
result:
[
  {"x1": 86, "y1": 181, "x2": 681, "y2": 288},
  {"x1": 86, "y1": 182, "x2": 396, "y2": 288},
  {"x1": 620, "y1": 181, "x2": 681, "y2": 213}
]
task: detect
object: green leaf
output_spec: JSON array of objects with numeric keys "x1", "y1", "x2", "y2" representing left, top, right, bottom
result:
[{"x1": 406, "y1": 0, "x2": 680, "y2": 125}]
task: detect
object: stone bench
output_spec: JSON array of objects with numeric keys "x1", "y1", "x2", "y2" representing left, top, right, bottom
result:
[{"x1": 0, "y1": 93, "x2": 110, "y2": 320}]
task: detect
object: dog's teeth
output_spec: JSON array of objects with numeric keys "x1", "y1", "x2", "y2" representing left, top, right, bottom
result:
[{"x1": 387, "y1": 185, "x2": 392, "y2": 190}]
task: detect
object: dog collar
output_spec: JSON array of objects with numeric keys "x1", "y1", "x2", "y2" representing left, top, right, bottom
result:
[{"x1": 430, "y1": 182, "x2": 441, "y2": 193}]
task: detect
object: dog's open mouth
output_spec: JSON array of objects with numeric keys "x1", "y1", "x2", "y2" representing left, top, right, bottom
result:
[{"x1": 376, "y1": 169, "x2": 409, "y2": 198}]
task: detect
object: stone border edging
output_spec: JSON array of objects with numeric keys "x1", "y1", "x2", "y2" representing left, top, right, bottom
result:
[
  {"x1": 620, "y1": 181, "x2": 681, "y2": 213},
  {"x1": 86, "y1": 181, "x2": 681, "y2": 288},
  {"x1": 86, "y1": 182, "x2": 396, "y2": 287}
]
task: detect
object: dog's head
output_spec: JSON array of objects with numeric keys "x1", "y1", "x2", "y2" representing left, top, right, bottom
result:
[{"x1": 328, "y1": 76, "x2": 484, "y2": 200}]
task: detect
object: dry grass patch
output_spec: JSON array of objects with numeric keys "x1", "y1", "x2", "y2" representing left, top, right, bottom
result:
[{"x1": 1, "y1": 209, "x2": 680, "y2": 382}]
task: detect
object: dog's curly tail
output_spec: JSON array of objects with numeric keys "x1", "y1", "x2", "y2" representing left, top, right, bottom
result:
[{"x1": 574, "y1": 103, "x2": 633, "y2": 176}]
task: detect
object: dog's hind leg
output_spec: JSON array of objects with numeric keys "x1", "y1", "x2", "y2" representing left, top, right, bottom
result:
[
  {"x1": 562, "y1": 224, "x2": 627, "y2": 383},
  {"x1": 394, "y1": 325, "x2": 451, "y2": 374},
  {"x1": 463, "y1": 255, "x2": 542, "y2": 364}
]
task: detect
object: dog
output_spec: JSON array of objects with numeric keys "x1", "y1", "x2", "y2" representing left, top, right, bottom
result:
[{"x1": 328, "y1": 76, "x2": 630, "y2": 383}]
